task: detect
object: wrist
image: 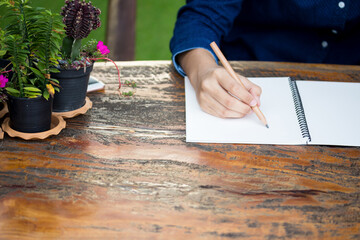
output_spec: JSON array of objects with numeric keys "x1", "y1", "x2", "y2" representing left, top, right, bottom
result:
[{"x1": 178, "y1": 48, "x2": 218, "y2": 80}]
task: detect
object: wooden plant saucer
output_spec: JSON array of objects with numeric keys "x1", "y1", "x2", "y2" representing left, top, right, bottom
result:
[
  {"x1": 52, "y1": 97, "x2": 92, "y2": 119},
  {"x1": 1, "y1": 115, "x2": 66, "y2": 140},
  {"x1": 0, "y1": 102, "x2": 8, "y2": 139}
]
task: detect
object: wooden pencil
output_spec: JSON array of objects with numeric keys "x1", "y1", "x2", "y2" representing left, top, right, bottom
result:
[{"x1": 210, "y1": 41, "x2": 269, "y2": 128}]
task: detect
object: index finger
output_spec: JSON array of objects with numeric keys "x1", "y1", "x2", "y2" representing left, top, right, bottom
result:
[
  {"x1": 238, "y1": 75, "x2": 262, "y2": 106},
  {"x1": 218, "y1": 72, "x2": 258, "y2": 107}
]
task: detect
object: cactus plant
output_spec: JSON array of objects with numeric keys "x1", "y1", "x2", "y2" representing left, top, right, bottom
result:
[
  {"x1": 60, "y1": 0, "x2": 101, "y2": 63},
  {"x1": 55, "y1": 0, "x2": 122, "y2": 96}
]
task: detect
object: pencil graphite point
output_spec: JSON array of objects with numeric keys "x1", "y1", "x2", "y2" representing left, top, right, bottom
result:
[{"x1": 266, "y1": 124, "x2": 269, "y2": 128}]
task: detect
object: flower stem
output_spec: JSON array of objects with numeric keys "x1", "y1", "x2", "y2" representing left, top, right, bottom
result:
[
  {"x1": 0, "y1": 62, "x2": 12, "y2": 74},
  {"x1": 0, "y1": 70, "x2": 12, "y2": 74},
  {"x1": 89, "y1": 57, "x2": 121, "y2": 89}
]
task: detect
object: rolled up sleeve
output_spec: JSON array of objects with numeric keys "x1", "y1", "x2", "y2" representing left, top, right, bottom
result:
[{"x1": 170, "y1": 0, "x2": 244, "y2": 76}]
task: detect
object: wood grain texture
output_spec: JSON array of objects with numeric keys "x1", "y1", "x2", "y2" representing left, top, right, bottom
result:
[{"x1": 0, "y1": 61, "x2": 359, "y2": 239}]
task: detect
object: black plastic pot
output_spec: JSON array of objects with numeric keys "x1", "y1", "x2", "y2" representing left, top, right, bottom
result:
[
  {"x1": 51, "y1": 64, "x2": 93, "y2": 112},
  {"x1": 0, "y1": 102, "x2": 4, "y2": 113},
  {"x1": 7, "y1": 94, "x2": 53, "y2": 133}
]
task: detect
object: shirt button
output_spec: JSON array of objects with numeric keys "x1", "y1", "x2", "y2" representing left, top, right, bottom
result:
[
  {"x1": 332, "y1": 29, "x2": 338, "y2": 34},
  {"x1": 338, "y1": 1, "x2": 345, "y2": 8},
  {"x1": 322, "y1": 41, "x2": 328, "y2": 48}
]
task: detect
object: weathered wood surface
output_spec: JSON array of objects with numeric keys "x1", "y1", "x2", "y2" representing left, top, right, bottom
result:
[{"x1": 0, "y1": 61, "x2": 359, "y2": 239}]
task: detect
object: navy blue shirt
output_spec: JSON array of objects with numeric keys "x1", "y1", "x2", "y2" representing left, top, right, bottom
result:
[{"x1": 170, "y1": 0, "x2": 360, "y2": 76}]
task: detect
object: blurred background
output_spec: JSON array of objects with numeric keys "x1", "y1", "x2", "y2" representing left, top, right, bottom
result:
[{"x1": 0, "y1": 0, "x2": 185, "y2": 60}]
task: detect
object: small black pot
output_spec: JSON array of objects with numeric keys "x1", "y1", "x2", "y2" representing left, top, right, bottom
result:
[
  {"x1": 7, "y1": 94, "x2": 53, "y2": 133},
  {"x1": 0, "y1": 101, "x2": 4, "y2": 114},
  {"x1": 51, "y1": 64, "x2": 93, "y2": 112}
]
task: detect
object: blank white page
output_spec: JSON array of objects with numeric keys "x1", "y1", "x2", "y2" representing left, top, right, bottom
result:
[
  {"x1": 296, "y1": 81, "x2": 360, "y2": 146},
  {"x1": 185, "y1": 77, "x2": 305, "y2": 145}
]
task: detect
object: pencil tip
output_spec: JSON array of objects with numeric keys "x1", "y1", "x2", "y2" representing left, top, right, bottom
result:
[{"x1": 266, "y1": 124, "x2": 269, "y2": 128}]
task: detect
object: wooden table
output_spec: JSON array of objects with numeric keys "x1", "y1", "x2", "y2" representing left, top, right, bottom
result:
[{"x1": 0, "y1": 61, "x2": 359, "y2": 239}]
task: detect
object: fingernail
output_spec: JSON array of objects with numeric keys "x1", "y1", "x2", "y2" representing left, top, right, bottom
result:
[
  {"x1": 255, "y1": 95, "x2": 261, "y2": 106},
  {"x1": 250, "y1": 99, "x2": 257, "y2": 107}
]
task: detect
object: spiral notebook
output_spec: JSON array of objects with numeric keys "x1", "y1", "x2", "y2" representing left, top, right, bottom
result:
[{"x1": 185, "y1": 77, "x2": 360, "y2": 146}]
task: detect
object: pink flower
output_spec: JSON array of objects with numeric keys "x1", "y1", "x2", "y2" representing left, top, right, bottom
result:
[
  {"x1": 0, "y1": 75, "x2": 8, "y2": 88},
  {"x1": 97, "y1": 41, "x2": 110, "y2": 55}
]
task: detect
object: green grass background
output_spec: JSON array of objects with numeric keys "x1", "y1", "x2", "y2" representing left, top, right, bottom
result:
[
  {"x1": 0, "y1": 0, "x2": 185, "y2": 60},
  {"x1": 136, "y1": 0, "x2": 185, "y2": 60}
]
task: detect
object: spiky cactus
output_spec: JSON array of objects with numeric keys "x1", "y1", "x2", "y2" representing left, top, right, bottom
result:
[{"x1": 60, "y1": 0, "x2": 101, "y2": 61}]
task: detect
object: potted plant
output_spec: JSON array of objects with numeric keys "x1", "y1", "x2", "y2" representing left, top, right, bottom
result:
[
  {"x1": 52, "y1": 0, "x2": 124, "y2": 114},
  {"x1": 0, "y1": 0, "x2": 64, "y2": 133},
  {"x1": 51, "y1": 0, "x2": 102, "y2": 113}
]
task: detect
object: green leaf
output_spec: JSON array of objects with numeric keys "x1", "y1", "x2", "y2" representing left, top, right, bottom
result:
[
  {"x1": 5, "y1": 87, "x2": 20, "y2": 95},
  {"x1": 29, "y1": 67, "x2": 43, "y2": 78},
  {"x1": 49, "y1": 68, "x2": 60, "y2": 73},
  {"x1": 0, "y1": 50, "x2": 6, "y2": 57},
  {"x1": 23, "y1": 87, "x2": 42, "y2": 92},
  {"x1": 28, "y1": 78, "x2": 36, "y2": 85},
  {"x1": 49, "y1": 78, "x2": 59, "y2": 84},
  {"x1": 26, "y1": 93, "x2": 42, "y2": 98},
  {"x1": 42, "y1": 90, "x2": 49, "y2": 100}
]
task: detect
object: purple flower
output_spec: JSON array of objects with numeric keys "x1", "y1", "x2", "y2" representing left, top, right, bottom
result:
[
  {"x1": 97, "y1": 41, "x2": 110, "y2": 55},
  {"x1": 0, "y1": 75, "x2": 8, "y2": 88}
]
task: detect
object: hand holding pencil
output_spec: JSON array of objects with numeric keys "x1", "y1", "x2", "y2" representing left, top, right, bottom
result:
[
  {"x1": 210, "y1": 41, "x2": 269, "y2": 128},
  {"x1": 176, "y1": 45, "x2": 264, "y2": 121}
]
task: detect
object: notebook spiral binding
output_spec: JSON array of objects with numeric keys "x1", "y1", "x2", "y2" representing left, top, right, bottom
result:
[{"x1": 288, "y1": 78, "x2": 311, "y2": 143}]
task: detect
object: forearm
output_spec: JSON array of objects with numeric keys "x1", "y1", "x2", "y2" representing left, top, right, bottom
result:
[{"x1": 170, "y1": 1, "x2": 245, "y2": 77}]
